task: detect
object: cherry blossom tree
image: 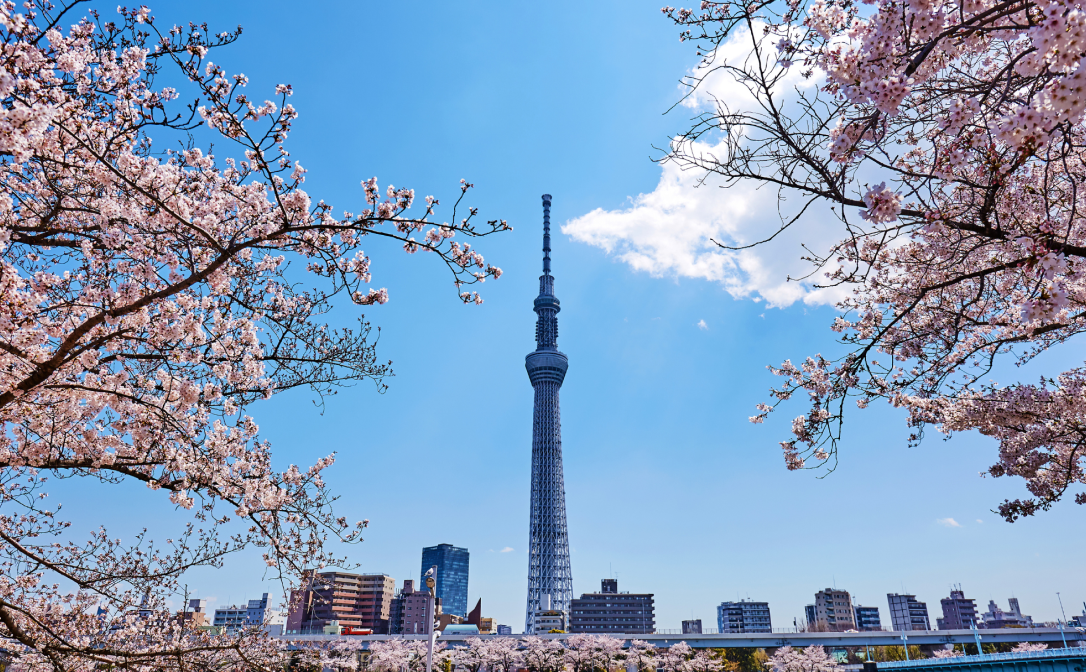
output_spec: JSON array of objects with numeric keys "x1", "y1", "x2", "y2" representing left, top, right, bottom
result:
[
  {"x1": 312, "y1": 639, "x2": 367, "y2": 672},
  {"x1": 564, "y1": 634, "x2": 601, "y2": 672},
  {"x1": 665, "y1": 0, "x2": 1086, "y2": 518},
  {"x1": 766, "y1": 646, "x2": 839, "y2": 672},
  {"x1": 689, "y1": 650, "x2": 724, "y2": 672},
  {"x1": 932, "y1": 648, "x2": 965, "y2": 659},
  {"x1": 594, "y1": 635, "x2": 627, "y2": 672},
  {"x1": 453, "y1": 638, "x2": 493, "y2": 672},
  {"x1": 369, "y1": 640, "x2": 410, "y2": 672},
  {"x1": 660, "y1": 641, "x2": 695, "y2": 672},
  {"x1": 627, "y1": 639, "x2": 659, "y2": 672},
  {"x1": 487, "y1": 636, "x2": 525, "y2": 672},
  {"x1": 1012, "y1": 642, "x2": 1049, "y2": 653},
  {"x1": 0, "y1": 1, "x2": 507, "y2": 671},
  {"x1": 522, "y1": 636, "x2": 568, "y2": 672},
  {"x1": 564, "y1": 634, "x2": 626, "y2": 672}
]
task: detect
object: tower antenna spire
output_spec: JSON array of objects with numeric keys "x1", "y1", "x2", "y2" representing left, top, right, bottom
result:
[{"x1": 542, "y1": 194, "x2": 552, "y2": 276}]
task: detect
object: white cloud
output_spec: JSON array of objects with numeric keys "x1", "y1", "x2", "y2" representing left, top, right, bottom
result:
[
  {"x1": 697, "y1": 319, "x2": 708, "y2": 330},
  {"x1": 937, "y1": 518, "x2": 962, "y2": 528},
  {"x1": 500, "y1": 547, "x2": 514, "y2": 553},
  {"x1": 563, "y1": 24, "x2": 845, "y2": 308},
  {"x1": 976, "y1": 519, "x2": 983, "y2": 524}
]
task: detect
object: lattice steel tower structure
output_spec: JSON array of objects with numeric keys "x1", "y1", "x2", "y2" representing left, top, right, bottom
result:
[{"x1": 523, "y1": 194, "x2": 573, "y2": 634}]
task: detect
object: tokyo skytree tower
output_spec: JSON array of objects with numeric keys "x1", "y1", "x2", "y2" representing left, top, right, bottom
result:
[{"x1": 524, "y1": 194, "x2": 573, "y2": 634}]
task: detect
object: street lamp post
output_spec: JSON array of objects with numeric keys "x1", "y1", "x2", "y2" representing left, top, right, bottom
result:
[{"x1": 425, "y1": 566, "x2": 437, "y2": 672}]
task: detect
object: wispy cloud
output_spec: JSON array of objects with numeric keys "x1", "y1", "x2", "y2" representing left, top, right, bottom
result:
[
  {"x1": 937, "y1": 518, "x2": 962, "y2": 528},
  {"x1": 500, "y1": 547, "x2": 514, "y2": 553},
  {"x1": 562, "y1": 24, "x2": 843, "y2": 309},
  {"x1": 976, "y1": 519, "x2": 983, "y2": 524},
  {"x1": 697, "y1": 319, "x2": 708, "y2": 330}
]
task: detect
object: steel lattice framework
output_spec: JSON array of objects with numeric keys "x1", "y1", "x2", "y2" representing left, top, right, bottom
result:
[{"x1": 523, "y1": 194, "x2": 573, "y2": 634}]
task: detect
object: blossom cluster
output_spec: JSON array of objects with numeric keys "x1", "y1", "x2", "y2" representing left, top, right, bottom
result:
[
  {"x1": 0, "y1": 3, "x2": 507, "y2": 671},
  {"x1": 663, "y1": 0, "x2": 1086, "y2": 517}
]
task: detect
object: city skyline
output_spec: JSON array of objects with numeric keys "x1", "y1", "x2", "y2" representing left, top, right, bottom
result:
[
  {"x1": 49, "y1": 0, "x2": 1086, "y2": 637},
  {"x1": 176, "y1": 566, "x2": 1084, "y2": 636}
]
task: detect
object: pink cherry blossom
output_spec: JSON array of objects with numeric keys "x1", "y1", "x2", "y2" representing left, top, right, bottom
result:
[
  {"x1": 665, "y1": 0, "x2": 1086, "y2": 518},
  {"x1": 0, "y1": 2, "x2": 507, "y2": 671}
]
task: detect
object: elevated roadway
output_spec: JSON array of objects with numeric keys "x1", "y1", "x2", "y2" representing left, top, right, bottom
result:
[{"x1": 280, "y1": 627, "x2": 1086, "y2": 650}]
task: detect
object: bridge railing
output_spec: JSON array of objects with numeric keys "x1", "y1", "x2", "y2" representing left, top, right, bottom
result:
[
  {"x1": 877, "y1": 646, "x2": 1086, "y2": 668},
  {"x1": 654, "y1": 628, "x2": 809, "y2": 635}
]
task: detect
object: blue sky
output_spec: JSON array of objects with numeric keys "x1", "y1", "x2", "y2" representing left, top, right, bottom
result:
[{"x1": 60, "y1": 0, "x2": 1086, "y2": 632}]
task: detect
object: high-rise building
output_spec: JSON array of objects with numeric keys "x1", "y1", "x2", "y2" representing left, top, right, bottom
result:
[
  {"x1": 811, "y1": 589, "x2": 855, "y2": 631},
  {"x1": 805, "y1": 605, "x2": 816, "y2": 630},
  {"x1": 981, "y1": 598, "x2": 1032, "y2": 628},
  {"x1": 888, "y1": 593, "x2": 931, "y2": 631},
  {"x1": 524, "y1": 194, "x2": 574, "y2": 634},
  {"x1": 938, "y1": 587, "x2": 978, "y2": 630},
  {"x1": 683, "y1": 619, "x2": 703, "y2": 634},
  {"x1": 421, "y1": 544, "x2": 469, "y2": 618},
  {"x1": 285, "y1": 572, "x2": 396, "y2": 634},
  {"x1": 854, "y1": 605, "x2": 882, "y2": 631},
  {"x1": 717, "y1": 600, "x2": 772, "y2": 633},
  {"x1": 568, "y1": 579, "x2": 654, "y2": 634}
]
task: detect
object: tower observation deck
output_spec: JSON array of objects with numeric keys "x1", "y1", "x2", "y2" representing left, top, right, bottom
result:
[{"x1": 524, "y1": 194, "x2": 573, "y2": 634}]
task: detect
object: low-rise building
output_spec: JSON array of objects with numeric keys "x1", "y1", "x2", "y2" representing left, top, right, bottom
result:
[
  {"x1": 854, "y1": 605, "x2": 882, "y2": 631},
  {"x1": 285, "y1": 572, "x2": 396, "y2": 634},
  {"x1": 938, "y1": 588, "x2": 978, "y2": 630},
  {"x1": 888, "y1": 593, "x2": 931, "y2": 631},
  {"x1": 243, "y1": 593, "x2": 285, "y2": 634},
  {"x1": 569, "y1": 580, "x2": 654, "y2": 634},
  {"x1": 718, "y1": 600, "x2": 772, "y2": 633},
  {"x1": 496, "y1": 624, "x2": 513, "y2": 635},
  {"x1": 682, "y1": 619, "x2": 703, "y2": 634},
  {"x1": 213, "y1": 605, "x2": 248, "y2": 634},
  {"x1": 176, "y1": 599, "x2": 208, "y2": 628},
  {"x1": 981, "y1": 598, "x2": 1032, "y2": 628},
  {"x1": 399, "y1": 581, "x2": 441, "y2": 635},
  {"x1": 533, "y1": 609, "x2": 566, "y2": 633},
  {"x1": 812, "y1": 589, "x2": 855, "y2": 631}
]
